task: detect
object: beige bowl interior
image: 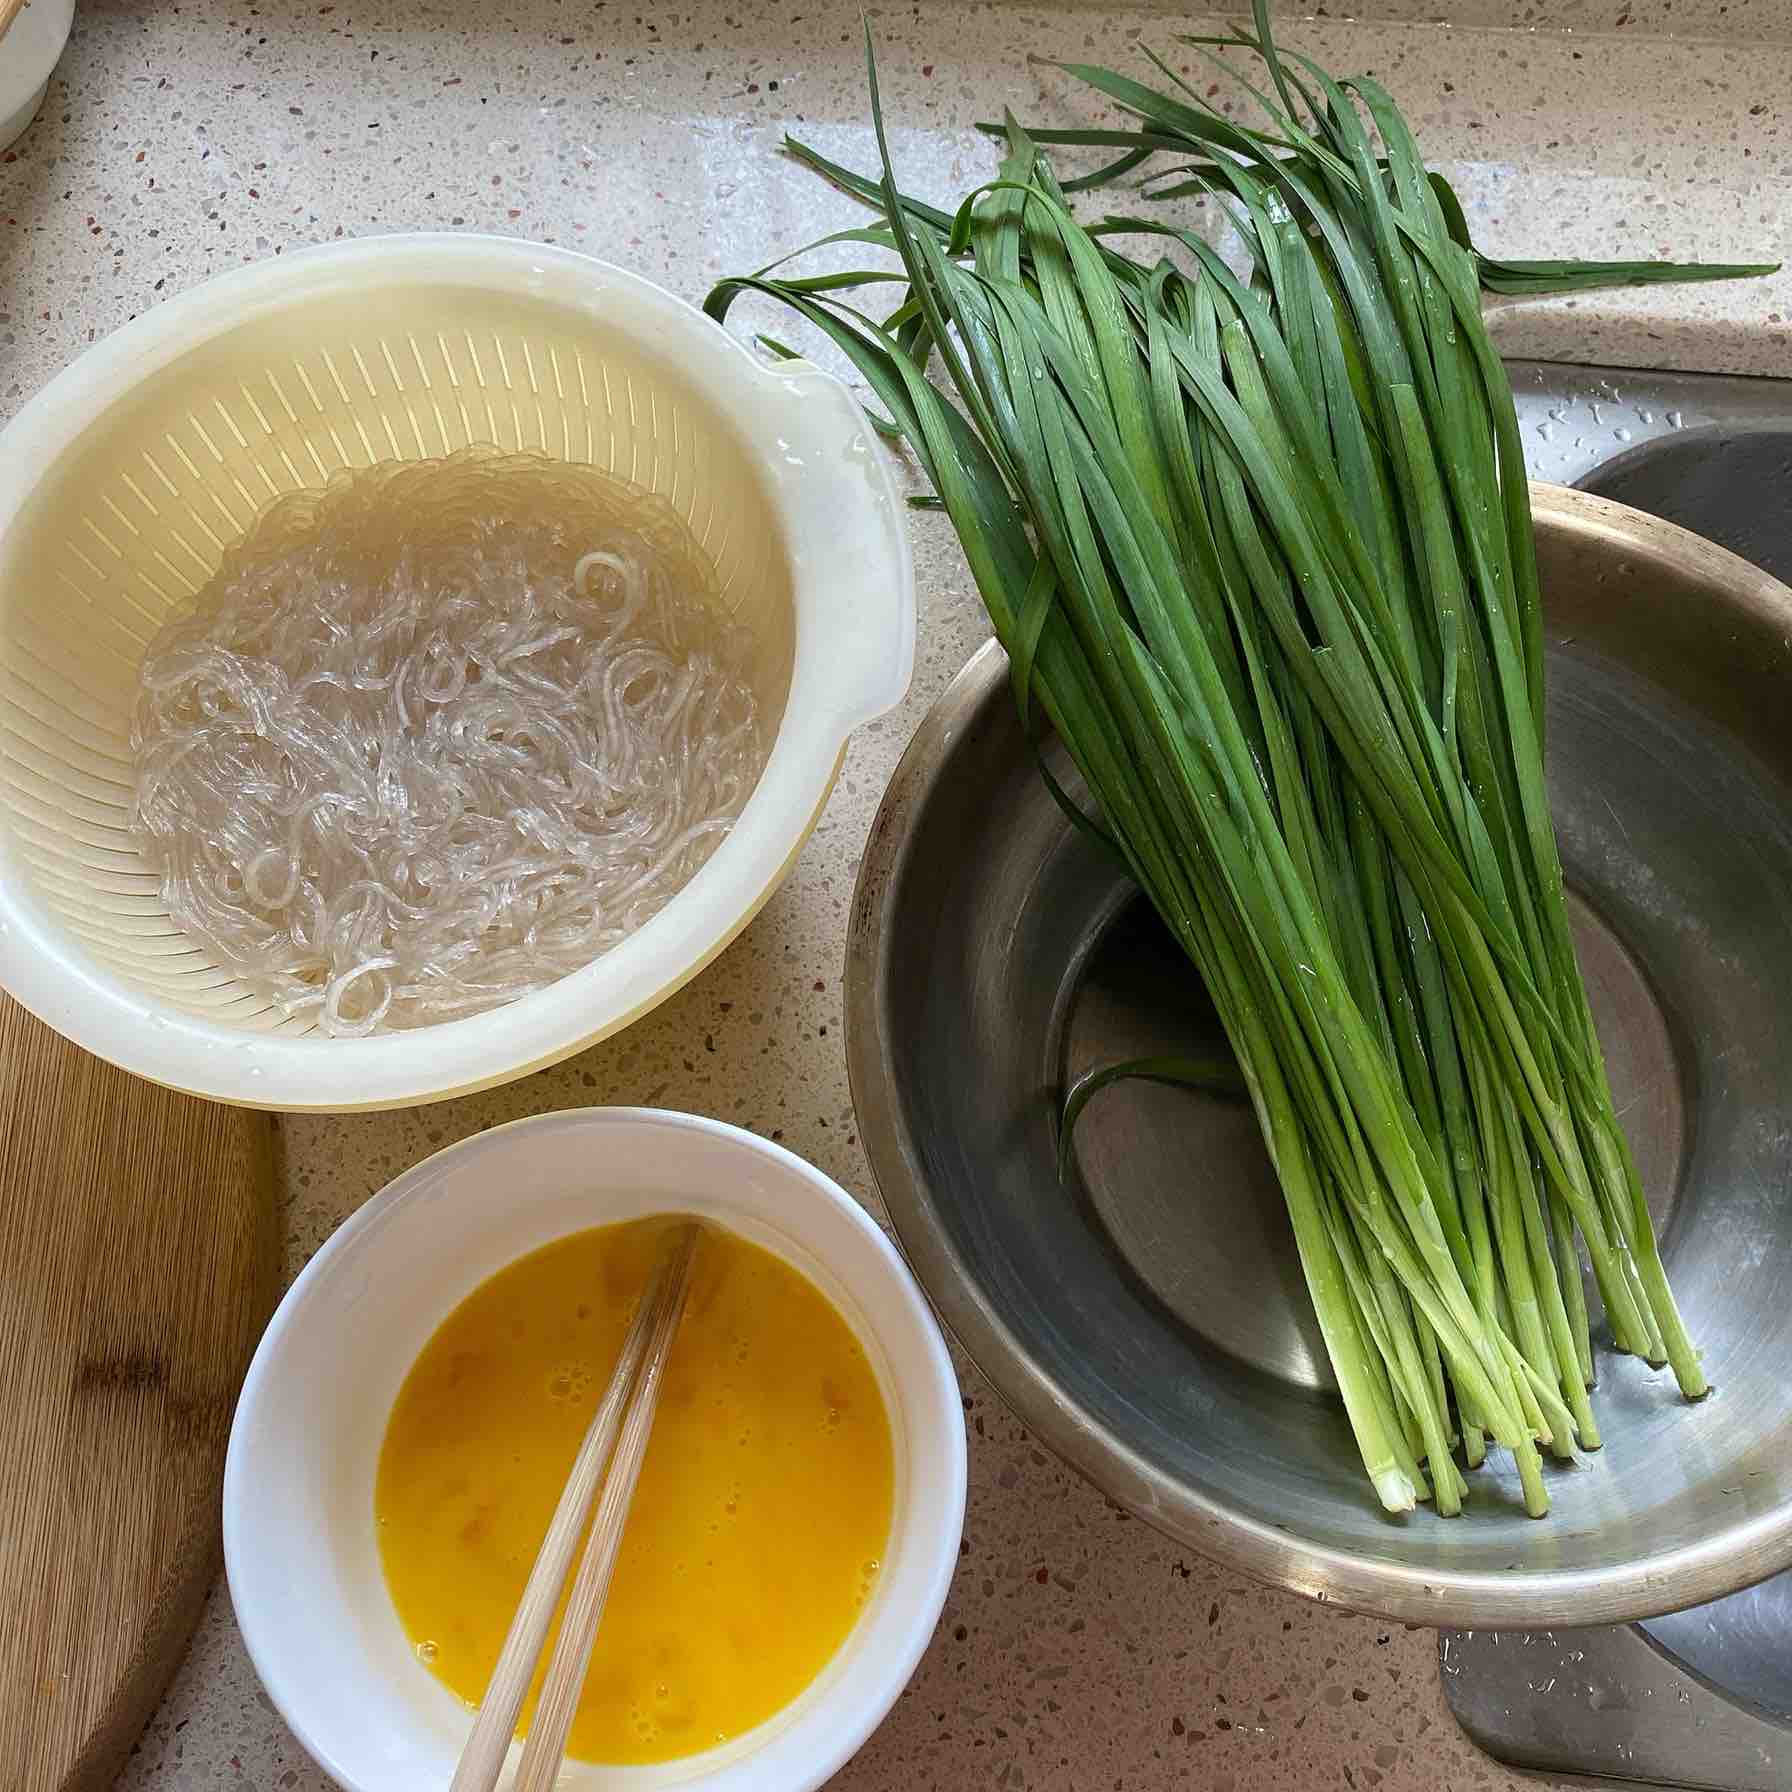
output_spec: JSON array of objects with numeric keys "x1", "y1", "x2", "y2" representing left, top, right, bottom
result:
[{"x1": 0, "y1": 280, "x2": 795, "y2": 1035}]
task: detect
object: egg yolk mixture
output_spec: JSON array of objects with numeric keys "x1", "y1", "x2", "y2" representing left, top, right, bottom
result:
[{"x1": 375, "y1": 1218, "x2": 894, "y2": 1763}]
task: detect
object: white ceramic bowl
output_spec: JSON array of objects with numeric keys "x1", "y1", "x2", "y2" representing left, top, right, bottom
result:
[
  {"x1": 0, "y1": 0, "x2": 75, "y2": 153},
  {"x1": 0, "y1": 235, "x2": 913, "y2": 1110},
  {"x1": 225, "y1": 1108, "x2": 965, "y2": 1792}
]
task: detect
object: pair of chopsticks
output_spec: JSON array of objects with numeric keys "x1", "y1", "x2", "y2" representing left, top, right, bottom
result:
[{"x1": 451, "y1": 1221, "x2": 703, "y2": 1792}]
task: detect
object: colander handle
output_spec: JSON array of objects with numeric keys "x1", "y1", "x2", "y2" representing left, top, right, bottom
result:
[{"x1": 755, "y1": 359, "x2": 917, "y2": 737}]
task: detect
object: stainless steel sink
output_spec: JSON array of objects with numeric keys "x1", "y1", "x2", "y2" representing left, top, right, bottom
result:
[{"x1": 1440, "y1": 359, "x2": 1792, "y2": 1792}]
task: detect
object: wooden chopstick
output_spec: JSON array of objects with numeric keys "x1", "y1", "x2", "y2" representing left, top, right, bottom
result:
[
  {"x1": 513, "y1": 1221, "x2": 700, "y2": 1790},
  {"x1": 0, "y1": 0, "x2": 30, "y2": 47},
  {"x1": 449, "y1": 1221, "x2": 701, "y2": 1792}
]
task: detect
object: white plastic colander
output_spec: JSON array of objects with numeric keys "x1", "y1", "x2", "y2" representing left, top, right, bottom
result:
[{"x1": 0, "y1": 235, "x2": 914, "y2": 1109}]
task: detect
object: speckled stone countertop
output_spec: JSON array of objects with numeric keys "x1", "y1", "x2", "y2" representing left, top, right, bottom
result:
[{"x1": 2, "y1": 1, "x2": 1787, "y2": 1787}]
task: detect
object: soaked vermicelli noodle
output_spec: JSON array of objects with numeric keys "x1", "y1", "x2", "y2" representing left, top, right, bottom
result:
[{"x1": 130, "y1": 450, "x2": 766, "y2": 1036}]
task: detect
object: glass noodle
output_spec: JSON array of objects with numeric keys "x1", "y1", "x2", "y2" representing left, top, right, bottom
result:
[{"x1": 131, "y1": 450, "x2": 766, "y2": 1036}]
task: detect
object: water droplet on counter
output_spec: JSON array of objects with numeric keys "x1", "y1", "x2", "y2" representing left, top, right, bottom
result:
[
  {"x1": 1666, "y1": 409, "x2": 1685, "y2": 430},
  {"x1": 1613, "y1": 427, "x2": 1632, "y2": 442}
]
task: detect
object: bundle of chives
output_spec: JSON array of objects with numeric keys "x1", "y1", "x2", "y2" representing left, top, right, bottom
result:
[{"x1": 709, "y1": 10, "x2": 1772, "y2": 1514}]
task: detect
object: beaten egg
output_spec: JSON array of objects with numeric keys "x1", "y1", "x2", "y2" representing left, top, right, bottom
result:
[{"x1": 375, "y1": 1217, "x2": 894, "y2": 1763}]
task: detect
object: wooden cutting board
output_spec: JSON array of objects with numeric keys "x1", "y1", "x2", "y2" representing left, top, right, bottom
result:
[{"x1": 0, "y1": 994, "x2": 278, "y2": 1790}]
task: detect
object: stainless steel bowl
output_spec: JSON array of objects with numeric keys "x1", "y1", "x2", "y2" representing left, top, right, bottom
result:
[{"x1": 847, "y1": 484, "x2": 1792, "y2": 1628}]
